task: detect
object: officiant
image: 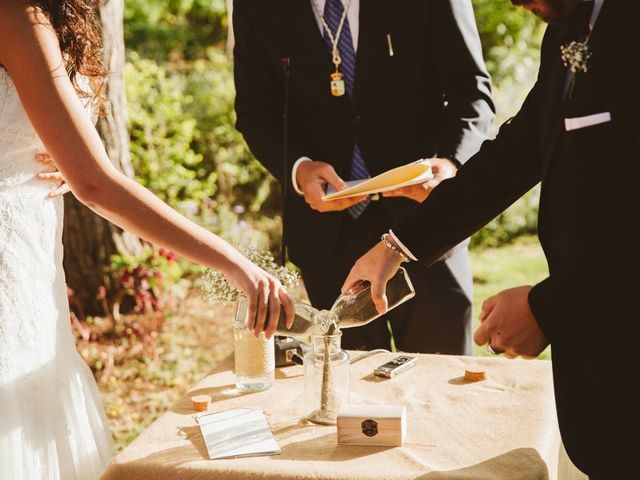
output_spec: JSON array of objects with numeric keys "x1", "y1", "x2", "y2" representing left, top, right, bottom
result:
[
  {"x1": 232, "y1": 0, "x2": 494, "y2": 353},
  {"x1": 343, "y1": 0, "x2": 639, "y2": 476}
]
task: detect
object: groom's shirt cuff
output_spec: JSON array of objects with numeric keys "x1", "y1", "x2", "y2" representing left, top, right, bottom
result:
[
  {"x1": 291, "y1": 157, "x2": 311, "y2": 196},
  {"x1": 388, "y1": 230, "x2": 418, "y2": 261}
]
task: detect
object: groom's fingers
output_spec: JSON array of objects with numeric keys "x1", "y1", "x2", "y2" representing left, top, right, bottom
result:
[
  {"x1": 341, "y1": 267, "x2": 363, "y2": 294},
  {"x1": 371, "y1": 279, "x2": 389, "y2": 314},
  {"x1": 473, "y1": 318, "x2": 492, "y2": 347}
]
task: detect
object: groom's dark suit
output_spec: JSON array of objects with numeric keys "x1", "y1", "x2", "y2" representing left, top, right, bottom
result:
[
  {"x1": 392, "y1": 1, "x2": 639, "y2": 475},
  {"x1": 233, "y1": 0, "x2": 494, "y2": 353}
]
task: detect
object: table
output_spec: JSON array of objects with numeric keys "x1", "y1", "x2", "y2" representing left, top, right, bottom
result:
[{"x1": 101, "y1": 352, "x2": 586, "y2": 480}]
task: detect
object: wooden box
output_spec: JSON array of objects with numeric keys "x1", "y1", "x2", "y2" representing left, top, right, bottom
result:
[{"x1": 337, "y1": 404, "x2": 406, "y2": 447}]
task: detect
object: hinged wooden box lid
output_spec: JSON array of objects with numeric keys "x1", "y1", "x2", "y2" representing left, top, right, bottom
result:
[{"x1": 337, "y1": 404, "x2": 406, "y2": 447}]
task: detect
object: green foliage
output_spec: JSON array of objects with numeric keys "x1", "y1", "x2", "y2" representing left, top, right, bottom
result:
[
  {"x1": 126, "y1": 54, "x2": 211, "y2": 210},
  {"x1": 472, "y1": 0, "x2": 545, "y2": 84},
  {"x1": 110, "y1": 245, "x2": 183, "y2": 313},
  {"x1": 125, "y1": 50, "x2": 276, "y2": 230},
  {"x1": 471, "y1": 187, "x2": 539, "y2": 250},
  {"x1": 124, "y1": 0, "x2": 228, "y2": 61}
]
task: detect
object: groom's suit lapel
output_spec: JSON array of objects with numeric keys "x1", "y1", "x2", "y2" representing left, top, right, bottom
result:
[
  {"x1": 540, "y1": 0, "x2": 617, "y2": 177},
  {"x1": 539, "y1": 22, "x2": 571, "y2": 178}
]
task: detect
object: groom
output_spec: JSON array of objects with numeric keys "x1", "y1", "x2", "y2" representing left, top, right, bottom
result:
[
  {"x1": 344, "y1": 0, "x2": 639, "y2": 477},
  {"x1": 233, "y1": 0, "x2": 494, "y2": 353}
]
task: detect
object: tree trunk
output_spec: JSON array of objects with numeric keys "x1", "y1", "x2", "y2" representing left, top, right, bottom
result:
[
  {"x1": 226, "y1": 0, "x2": 235, "y2": 58},
  {"x1": 63, "y1": 0, "x2": 141, "y2": 317}
]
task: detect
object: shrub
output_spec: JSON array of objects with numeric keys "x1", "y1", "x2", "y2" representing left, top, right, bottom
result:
[
  {"x1": 126, "y1": 51, "x2": 278, "y2": 237},
  {"x1": 124, "y1": 0, "x2": 228, "y2": 61}
]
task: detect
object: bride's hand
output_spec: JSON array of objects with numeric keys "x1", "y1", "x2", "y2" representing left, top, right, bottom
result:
[
  {"x1": 229, "y1": 258, "x2": 295, "y2": 339},
  {"x1": 36, "y1": 151, "x2": 70, "y2": 198}
]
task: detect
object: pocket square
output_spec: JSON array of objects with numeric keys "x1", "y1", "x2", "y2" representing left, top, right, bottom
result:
[{"x1": 564, "y1": 112, "x2": 612, "y2": 132}]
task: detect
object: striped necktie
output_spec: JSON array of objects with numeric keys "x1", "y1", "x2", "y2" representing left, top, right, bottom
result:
[{"x1": 323, "y1": 0, "x2": 370, "y2": 219}]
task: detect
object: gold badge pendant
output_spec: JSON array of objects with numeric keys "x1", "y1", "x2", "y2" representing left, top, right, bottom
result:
[{"x1": 330, "y1": 72, "x2": 346, "y2": 97}]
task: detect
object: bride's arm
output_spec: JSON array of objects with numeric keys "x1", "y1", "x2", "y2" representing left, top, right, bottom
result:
[{"x1": 0, "y1": 4, "x2": 294, "y2": 336}]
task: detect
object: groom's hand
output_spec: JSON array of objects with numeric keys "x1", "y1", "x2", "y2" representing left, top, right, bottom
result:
[
  {"x1": 342, "y1": 241, "x2": 404, "y2": 314},
  {"x1": 474, "y1": 286, "x2": 549, "y2": 359},
  {"x1": 382, "y1": 158, "x2": 457, "y2": 203},
  {"x1": 297, "y1": 160, "x2": 367, "y2": 212},
  {"x1": 36, "y1": 151, "x2": 70, "y2": 198}
]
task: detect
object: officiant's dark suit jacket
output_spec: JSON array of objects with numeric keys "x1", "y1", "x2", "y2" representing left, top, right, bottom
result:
[
  {"x1": 391, "y1": 1, "x2": 639, "y2": 475},
  {"x1": 233, "y1": 0, "x2": 494, "y2": 353}
]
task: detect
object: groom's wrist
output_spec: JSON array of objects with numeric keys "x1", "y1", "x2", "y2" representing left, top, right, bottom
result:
[
  {"x1": 387, "y1": 230, "x2": 418, "y2": 261},
  {"x1": 381, "y1": 233, "x2": 411, "y2": 263}
]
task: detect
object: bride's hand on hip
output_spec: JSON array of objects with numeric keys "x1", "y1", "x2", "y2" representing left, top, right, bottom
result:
[
  {"x1": 36, "y1": 151, "x2": 70, "y2": 198},
  {"x1": 229, "y1": 258, "x2": 295, "y2": 339}
]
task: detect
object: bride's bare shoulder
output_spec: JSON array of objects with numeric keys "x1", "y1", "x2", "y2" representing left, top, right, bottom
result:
[
  {"x1": 0, "y1": 1, "x2": 58, "y2": 65},
  {"x1": 0, "y1": 2, "x2": 54, "y2": 46}
]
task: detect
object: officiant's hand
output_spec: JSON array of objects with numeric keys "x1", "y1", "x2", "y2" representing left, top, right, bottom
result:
[
  {"x1": 341, "y1": 241, "x2": 404, "y2": 314},
  {"x1": 297, "y1": 160, "x2": 368, "y2": 212},
  {"x1": 36, "y1": 151, "x2": 70, "y2": 198},
  {"x1": 474, "y1": 286, "x2": 549, "y2": 359},
  {"x1": 381, "y1": 158, "x2": 457, "y2": 203}
]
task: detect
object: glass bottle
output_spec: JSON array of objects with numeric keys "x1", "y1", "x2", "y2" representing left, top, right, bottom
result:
[
  {"x1": 233, "y1": 296, "x2": 275, "y2": 392},
  {"x1": 330, "y1": 266, "x2": 416, "y2": 329},
  {"x1": 304, "y1": 331, "x2": 349, "y2": 425},
  {"x1": 270, "y1": 267, "x2": 416, "y2": 338}
]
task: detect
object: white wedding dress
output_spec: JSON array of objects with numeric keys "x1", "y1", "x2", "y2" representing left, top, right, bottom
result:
[{"x1": 0, "y1": 68, "x2": 113, "y2": 478}]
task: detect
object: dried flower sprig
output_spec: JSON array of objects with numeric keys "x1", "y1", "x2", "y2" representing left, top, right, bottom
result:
[
  {"x1": 202, "y1": 248, "x2": 300, "y2": 304},
  {"x1": 561, "y1": 41, "x2": 591, "y2": 74}
]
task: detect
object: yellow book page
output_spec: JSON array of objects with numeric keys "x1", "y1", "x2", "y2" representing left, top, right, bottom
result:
[{"x1": 322, "y1": 159, "x2": 432, "y2": 201}]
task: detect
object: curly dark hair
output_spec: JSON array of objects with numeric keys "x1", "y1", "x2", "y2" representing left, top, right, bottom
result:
[{"x1": 34, "y1": 0, "x2": 107, "y2": 113}]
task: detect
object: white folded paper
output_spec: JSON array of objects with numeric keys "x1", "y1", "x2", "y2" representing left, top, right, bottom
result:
[{"x1": 196, "y1": 407, "x2": 281, "y2": 460}]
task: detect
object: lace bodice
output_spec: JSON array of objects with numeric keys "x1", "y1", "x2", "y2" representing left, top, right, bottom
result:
[
  {"x1": 0, "y1": 67, "x2": 57, "y2": 383},
  {"x1": 1, "y1": 66, "x2": 112, "y2": 479}
]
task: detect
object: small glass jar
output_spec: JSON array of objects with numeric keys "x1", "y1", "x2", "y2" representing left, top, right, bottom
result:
[
  {"x1": 233, "y1": 296, "x2": 274, "y2": 392},
  {"x1": 304, "y1": 332, "x2": 350, "y2": 425}
]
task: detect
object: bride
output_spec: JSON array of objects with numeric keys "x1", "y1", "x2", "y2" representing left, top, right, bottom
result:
[{"x1": 0, "y1": 1, "x2": 294, "y2": 478}]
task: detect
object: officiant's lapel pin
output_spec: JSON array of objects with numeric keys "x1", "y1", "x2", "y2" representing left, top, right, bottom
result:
[{"x1": 386, "y1": 34, "x2": 395, "y2": 57}]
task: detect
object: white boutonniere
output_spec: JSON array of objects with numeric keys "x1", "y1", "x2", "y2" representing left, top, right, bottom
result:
[
  {"x1": 561, "y1": 41, "x2": 592, "y2": 98},
  {"x1": 561, "y1": 41, "x2": 592, "y2": 74}
]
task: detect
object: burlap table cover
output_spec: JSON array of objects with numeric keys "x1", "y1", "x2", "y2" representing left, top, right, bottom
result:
[{"x1": 101, "y1": 352, "x2": 586, "y2": 480}]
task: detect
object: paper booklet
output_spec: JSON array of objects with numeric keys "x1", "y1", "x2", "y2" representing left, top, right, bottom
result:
[
  {"x1": 196, "y1": 407, "x2": 281, "y2": 460},
  {"x1": 322, "y1": 158, "x2": 433, "y2": 201}
]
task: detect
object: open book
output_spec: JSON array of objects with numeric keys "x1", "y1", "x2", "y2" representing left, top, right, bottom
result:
[
  {"x1": 196, "y1": 408, "x2": 281, "y2": 460},
  {"x1": 322, "y1": 159, "x2": 433, "y2": 201}
]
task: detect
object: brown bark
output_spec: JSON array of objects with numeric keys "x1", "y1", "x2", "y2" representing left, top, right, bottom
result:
[{"x1": 62, "y1": 0, "x2": 141, "y2": 317}]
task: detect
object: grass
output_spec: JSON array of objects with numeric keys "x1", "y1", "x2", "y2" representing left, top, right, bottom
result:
[{"x1": 469, "y1": 235, "x2": 551, "y2": 360}]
